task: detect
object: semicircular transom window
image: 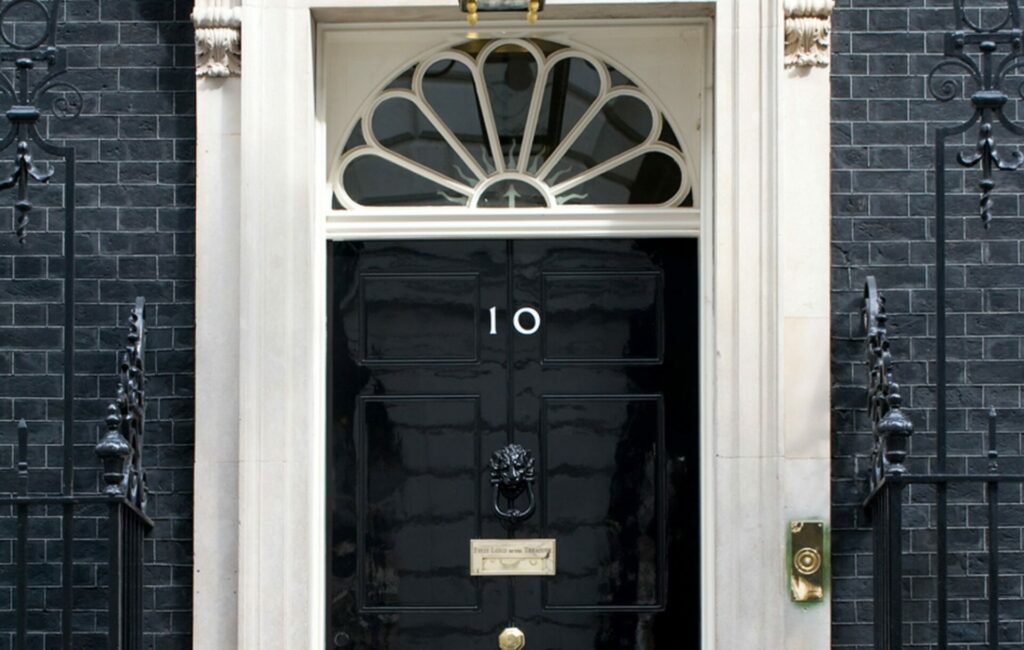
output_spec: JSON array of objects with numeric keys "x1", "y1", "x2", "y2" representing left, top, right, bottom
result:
[{"x1": 331, "y1": 38, "x2": 695, "y2": 210}]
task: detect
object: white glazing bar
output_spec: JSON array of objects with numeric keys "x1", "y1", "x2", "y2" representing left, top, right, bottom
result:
[{"x1": 324, "y1": 208, "x2": 700, "y2": 239}]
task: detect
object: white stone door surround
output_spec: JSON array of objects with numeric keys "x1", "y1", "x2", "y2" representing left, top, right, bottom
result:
[{"x1": 191, "y1": 1, "x2": 834, "y2": 648}]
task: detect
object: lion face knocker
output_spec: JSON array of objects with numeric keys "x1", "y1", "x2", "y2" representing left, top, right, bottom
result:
[{"x1": 490, "y1": 443, "x2": 537, "y2": 530}]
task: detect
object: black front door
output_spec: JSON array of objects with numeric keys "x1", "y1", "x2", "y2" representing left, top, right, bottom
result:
[{"x1": 328, "y1": 239, "x2": 699, "y2": 649}]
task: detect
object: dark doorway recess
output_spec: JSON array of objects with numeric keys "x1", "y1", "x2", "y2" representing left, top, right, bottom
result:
[{"x1": 327, "y1": 239, "x2": 700, "y2": 649}]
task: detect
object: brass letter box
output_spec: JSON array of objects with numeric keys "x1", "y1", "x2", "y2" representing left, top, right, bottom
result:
[{"x1": 470, "y1": 539, "x2": 556, "y2": 577}]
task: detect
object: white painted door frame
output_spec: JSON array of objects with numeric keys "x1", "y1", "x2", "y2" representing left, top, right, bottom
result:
[{"x1": 192, "y1": 1, "x2": 833, "y2": 648}]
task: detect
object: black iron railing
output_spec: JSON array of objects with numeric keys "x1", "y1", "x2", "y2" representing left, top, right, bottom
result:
[
  {"x1": 0, "y1": 296, "x2": 151, "y2": 648},
  {"x1": 863, "y1": 278, "x2": 1019, "y2": 649},
  {"x1": 863, "y1": 1, "x2": 1024, "y2": 648},
  {"x1": 0, "y1": 1, "x2": 150, "y2": 648},
  {"x1": 862, "y1": 276, "x2": 909, "y2": 650}
]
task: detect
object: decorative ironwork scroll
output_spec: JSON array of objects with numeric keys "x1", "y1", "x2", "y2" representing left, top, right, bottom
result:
[
  {"x1": 0, "y1": 0, "x2": 82, "y2": 242},
  {"x1": 863, "y1": 277, "x2": 914, "y2": 493},
  {"x1": 864, "y1": 4, "x2": 1024, "y2": 649},
  {"x1": 0, "y1": 3, "x2": 87, "y2": 647},
  {"x1": 0, "y1": 2, "x2": 151, "y2": 647},
  {"x1": 95, "y1": 298, "x2": 148, "y2": 511},
  {"x1": 928, "y1": 0, "x2": 1024, "y2": 226},
  {"x1": 4, "y1": 301, "x2": 152, "y2": 649}
]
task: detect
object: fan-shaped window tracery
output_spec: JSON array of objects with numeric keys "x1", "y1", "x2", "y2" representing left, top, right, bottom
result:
[{"x1": 330, "y1": 38, "x2": 695, "y2": 210}]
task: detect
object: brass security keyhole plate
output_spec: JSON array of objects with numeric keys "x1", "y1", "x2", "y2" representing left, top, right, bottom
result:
[{"x1": 790, "y1": 521, "x2": 826, "y2": 603}]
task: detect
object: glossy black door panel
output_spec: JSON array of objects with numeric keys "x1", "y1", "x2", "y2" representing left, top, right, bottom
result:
[
  {"x1": 541, "y1": 272, "x2": 663, "y2": 363},
  {"x1": 510, "y1": 240, "x2": 699, "y2": 649},
  {"x1": 540, "y1": 395, "x2": 664, "y2": 610},
  {"x1": 329, "y1": 241, "x2": 509, "y2": 648},
  {"x1": 328, "y1": 239, "x2": 699, "y2": 649},
  {"x1": 361, "y1": 274, "x2": 481, "y2": 364},
  {"x1": 359, "y1": 396, "x2": 481, "y2": 610}
]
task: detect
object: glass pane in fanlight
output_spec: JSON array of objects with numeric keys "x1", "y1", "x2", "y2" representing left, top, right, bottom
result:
[
  {"x1": 530, "y1": 56, "x2": 603, "y2": 169},
  {"x1": 558, "y1": 151, "x2": 684, "y2": 206},
  {"x1": 343, "y1": 155, "x2": 469, "y2": 207},
  {"x1": 532, "y1": 38, "x2": 567, "y2": 57},
  {"x1": 343, "y1": 120, "x2": 366, "y2": 152},
  {"x1": 482, "y1": 45, "x2": 538, "y2": 161},
  {"x1": 551, "y1": 94, "x2": 655, "y2": 184},
  {"x1": 421, "y1": 58, "x2": 494, "y2": 174},
  {"x1": 658, "y1": 122, "x2": 681, "y2": 149},
  {"x1": 385, "y1": 66, "x2": 415, "y2": 91},
  {"x1": 477, "y1": 180, "x2": 548, "y2": 208},
  {"x1": 371, "y1": 97, "x2": 467, "y2": 183},
  {"x1": 607, "y1": 66, "x2": 637, "y2": 88}
]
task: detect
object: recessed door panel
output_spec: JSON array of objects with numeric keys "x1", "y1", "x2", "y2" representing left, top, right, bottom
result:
[
  {"x1": 542, "y1": 272, "x2": 663, "y2": 363},
  {"x1": 361, "y1": 274, "x2": 481, "y2": 364},
  {"x1": 328, "y1": 239, "x2": 699, "y2": 649},
  {"x1": 359, "y1": 396, "x2": 482, "y2": 610},
  {"x1": 541, "y1": 395, "x2": 664, "y2": 609}
]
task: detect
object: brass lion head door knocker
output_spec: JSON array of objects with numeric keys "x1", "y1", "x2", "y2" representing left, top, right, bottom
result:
[{"x1": 489, "y1": 443, "x2": 537, "y2": 531}]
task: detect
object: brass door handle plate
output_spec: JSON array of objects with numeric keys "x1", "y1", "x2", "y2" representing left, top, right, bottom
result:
[
  {"x1": 499, "y1": 627, "x2": 526, "y2": 650},
  {"x1": 790, "y1": 521, "x2": 827, "y2": 603}
]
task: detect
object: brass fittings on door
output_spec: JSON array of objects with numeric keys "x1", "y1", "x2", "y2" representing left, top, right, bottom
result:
[
  {"x1": 499, "y1": 627, "x2": 526, "y2": 650},
  {"x1": 460, "y1": 0, "x2": 545, "y2": 27},
  {"x1": 790, "y1": 521, "x2": 826, "y2": 603}
]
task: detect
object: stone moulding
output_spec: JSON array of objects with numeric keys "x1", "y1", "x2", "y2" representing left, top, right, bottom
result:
[
  {"x1": 784, "y1": 0, "x2": 834, "y2": 68},
  {"x1": 193, "y1": 6, "x2": 242, "y2": 77}
]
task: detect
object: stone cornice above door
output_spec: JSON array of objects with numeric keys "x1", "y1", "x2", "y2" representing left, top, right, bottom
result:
[
  {"x1": 193, "y1": 2, "x2": 242, "y2": 77},
  {"x1": 783, "y1": 0, "x2": 834, "y2": 68}
]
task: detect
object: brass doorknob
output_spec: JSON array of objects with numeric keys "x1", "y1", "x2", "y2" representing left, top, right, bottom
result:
[{"x1": 499, "y1": 627, "x2": 525, "y2": 650}]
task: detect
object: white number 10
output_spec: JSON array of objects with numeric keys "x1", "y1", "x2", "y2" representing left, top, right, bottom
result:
[{"x1": 488, "y1": 306, "x2": 541, "y2": 336}]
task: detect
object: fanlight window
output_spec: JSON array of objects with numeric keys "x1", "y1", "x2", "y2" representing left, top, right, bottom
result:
[{"x1": 330, "y1": 38, "x2": 695, "y2": 210}]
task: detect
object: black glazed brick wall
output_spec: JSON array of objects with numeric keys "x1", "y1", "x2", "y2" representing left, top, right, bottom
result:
[
  {"x1": 833, "y1": 1, "x2": 1024, "y2": 648},
  {"x1": 0, "y1": 1, "x2": 195, "y2": 648}
]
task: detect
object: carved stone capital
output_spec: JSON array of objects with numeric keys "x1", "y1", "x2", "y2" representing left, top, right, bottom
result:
[
  {"x1": 193, "y1": 7, "x2": 242, "y2": 78},
  {"x1": 784, "y1": 0, "x2": 834, "y2": 68}
]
